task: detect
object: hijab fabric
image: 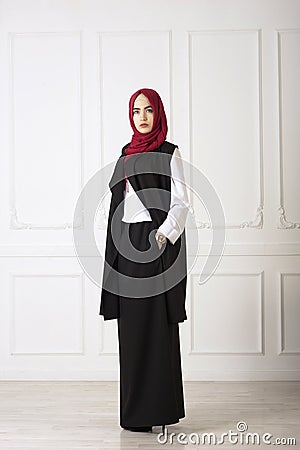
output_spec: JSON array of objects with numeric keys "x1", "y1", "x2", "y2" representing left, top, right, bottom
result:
[{"x1": 123, "y1": 88, "x2": 168, "y2": 191}]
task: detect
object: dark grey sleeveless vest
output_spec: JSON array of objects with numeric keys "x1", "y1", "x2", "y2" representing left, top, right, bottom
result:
[{"x1": 99, "y1": 140, "x2": 187, "y2": 323}]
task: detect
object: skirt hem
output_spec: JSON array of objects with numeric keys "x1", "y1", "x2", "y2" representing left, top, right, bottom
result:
[{"x1": 120, "y1": 414, "x2": 185, "y2": 428}]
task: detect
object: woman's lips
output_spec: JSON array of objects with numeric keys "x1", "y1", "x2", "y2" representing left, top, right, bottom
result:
[{"x1": 140, "y1": 124, "x2": 148, "y2": 127}]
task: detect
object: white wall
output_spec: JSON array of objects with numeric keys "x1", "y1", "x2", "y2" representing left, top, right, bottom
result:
[{"x1": 0, "y1": 0, "x2": 299, "y2": 380}]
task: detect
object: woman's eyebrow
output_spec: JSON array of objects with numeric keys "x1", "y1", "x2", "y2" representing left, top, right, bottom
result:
[{"x1": 133, "y1": 106, "x2": 152, "y2": 110}]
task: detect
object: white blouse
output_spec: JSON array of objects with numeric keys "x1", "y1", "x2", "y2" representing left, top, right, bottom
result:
[{"x1": 122, "y1": 147, "x2": 190, "y2": 245}]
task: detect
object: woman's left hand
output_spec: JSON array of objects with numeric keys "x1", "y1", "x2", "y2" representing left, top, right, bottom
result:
[{"x1": 155, "y1": 231, "x2": 167, "y2": 250}]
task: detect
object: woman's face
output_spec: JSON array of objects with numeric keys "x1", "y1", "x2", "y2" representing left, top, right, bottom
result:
[{"x1": 132, "y1": 93, "x2": 154, "y2": 133}]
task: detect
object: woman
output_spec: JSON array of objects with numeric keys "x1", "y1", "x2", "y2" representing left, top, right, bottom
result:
[{"x1": 99, "y1": 88, "x2": 190, "y2": 433}]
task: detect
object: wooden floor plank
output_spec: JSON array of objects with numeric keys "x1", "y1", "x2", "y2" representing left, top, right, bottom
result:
[{"x1": 0, "y1": 381, "x2": 299, "y2": 449}]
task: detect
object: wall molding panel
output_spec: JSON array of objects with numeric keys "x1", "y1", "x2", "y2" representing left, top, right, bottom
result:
[
  {"x1": 96, "y1": 30, "x2": 173, "y2": 229},
  {"x1": 276, "y1": 30, "x2": 300, "y2": 229},
  {"x1": 8, "y1": 32, "x2": 84, "y2": 230},
  {"x1": 279, "y1": 272, "x2": 300, "y2": 355},
  {"x1": 188, "y1": 30, "x2": 263, "y2": 230},
  {"x1": 9, "y1": 273, "x2": 85, "y2": 355},
  {"x1": 189, "y1": 272, "x2": 264, "y2": 355}
]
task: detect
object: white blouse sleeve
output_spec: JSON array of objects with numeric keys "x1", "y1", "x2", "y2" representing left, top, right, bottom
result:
[{"x1": 157, "y1": 147, "x2": 190, "y2": 245}]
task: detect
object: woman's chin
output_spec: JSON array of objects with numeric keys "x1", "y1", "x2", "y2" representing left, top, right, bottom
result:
[{"x1": 139, "y1": 128, "x2": 152, "y2": 134}]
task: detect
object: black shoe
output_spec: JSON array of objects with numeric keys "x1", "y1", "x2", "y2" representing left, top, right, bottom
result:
[{"x1": 122, "y1": 425, "x2": 152, "y2": 432}]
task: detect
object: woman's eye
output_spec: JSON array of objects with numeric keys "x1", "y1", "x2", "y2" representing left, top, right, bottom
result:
[{"x1": 146, "y1": 108, "x2": 153, "y2": 113}]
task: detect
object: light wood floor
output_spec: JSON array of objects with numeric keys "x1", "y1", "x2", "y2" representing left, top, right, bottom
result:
[{"x1": 0, "y1": 381, "x2": 299, "y2": 449}]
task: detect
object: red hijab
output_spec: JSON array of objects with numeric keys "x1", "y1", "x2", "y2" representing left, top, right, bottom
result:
[{"x1": 123, "y1": 88, "x2": 168, "y2": 190}]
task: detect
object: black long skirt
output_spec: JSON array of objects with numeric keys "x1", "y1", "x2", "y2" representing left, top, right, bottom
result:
[{"x1": 116, "y1": 220, "x2": 185, "y2": 428}]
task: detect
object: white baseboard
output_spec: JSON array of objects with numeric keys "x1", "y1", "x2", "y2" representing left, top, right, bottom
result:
[
  {"x1": 1, "y1": 369, "x2": 300, "y2": 381},
  {"x1": 182, "y1": 369, "x2": 300, "y2": 381}
]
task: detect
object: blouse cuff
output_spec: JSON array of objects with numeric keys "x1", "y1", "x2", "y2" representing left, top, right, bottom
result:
[{"x1": 157, "y1": 217, "x2": 182, "y2": 245}]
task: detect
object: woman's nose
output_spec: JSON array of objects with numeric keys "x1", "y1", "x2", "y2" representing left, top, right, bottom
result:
[{"x1": 140, "y1": 110, "x2": 146, "y2": 120}]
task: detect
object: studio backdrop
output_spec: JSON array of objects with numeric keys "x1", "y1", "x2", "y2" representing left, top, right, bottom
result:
[{"x1": 0, "y1": 0, "x2": 299, "y2": 380}]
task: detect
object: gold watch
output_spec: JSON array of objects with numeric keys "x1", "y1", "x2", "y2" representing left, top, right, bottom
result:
[{"x1": 156, "y1": 234, "x2": 167, "y2": 244}]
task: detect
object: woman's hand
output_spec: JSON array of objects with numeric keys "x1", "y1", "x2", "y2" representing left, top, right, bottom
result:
[{"x1": 155, "y1": 231, "x2": 167, "y2": 251}]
